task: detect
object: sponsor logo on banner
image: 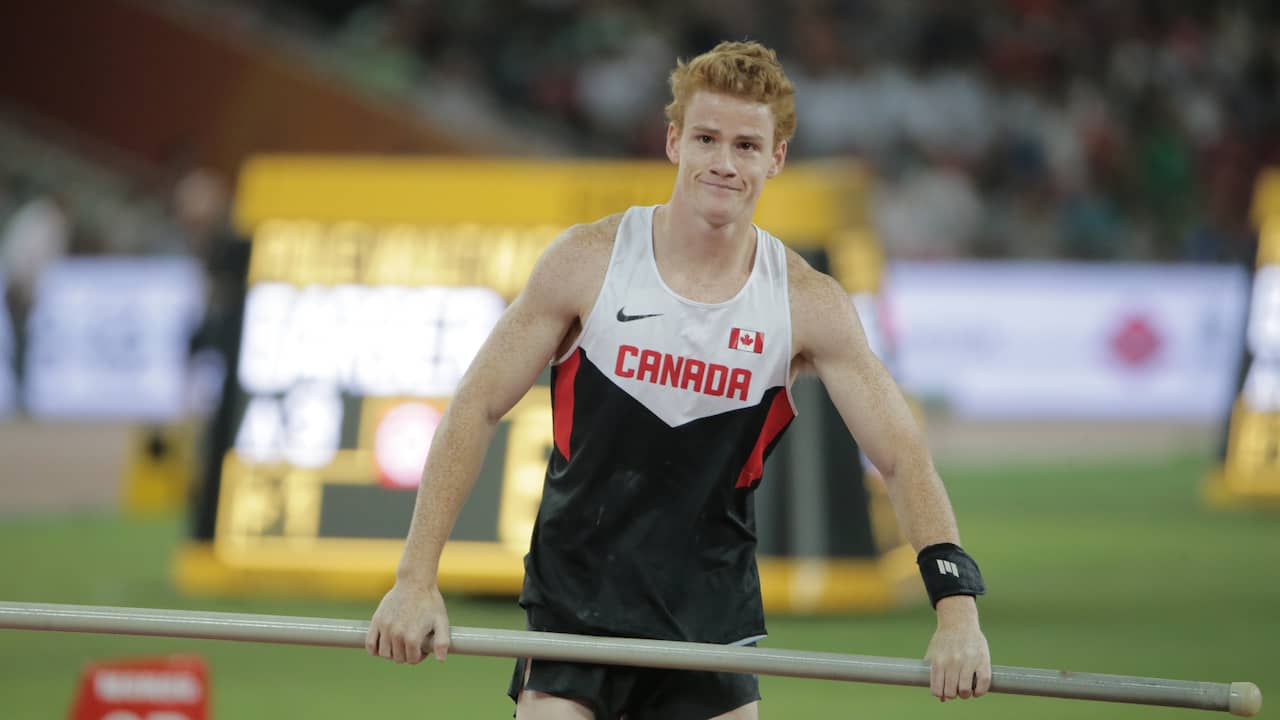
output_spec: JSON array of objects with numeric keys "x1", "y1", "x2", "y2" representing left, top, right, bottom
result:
[{"x1": 1109, "y1": 314, "x2": 1162, "y2": 367}]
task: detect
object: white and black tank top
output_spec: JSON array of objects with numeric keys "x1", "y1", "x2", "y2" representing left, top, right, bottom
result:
[{"x1": 520, "y1": 205, "x2": 796, "y2": 645}]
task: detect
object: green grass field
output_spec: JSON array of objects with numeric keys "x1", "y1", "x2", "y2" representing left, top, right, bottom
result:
[{"x1": 1, "y1": 452, "x2": 1275, "y2": 718}]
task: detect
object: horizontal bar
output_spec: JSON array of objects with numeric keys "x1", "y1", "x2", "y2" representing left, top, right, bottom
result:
[{"x1": 0, "y1": 602, "x2": 1261, "y2": 716}]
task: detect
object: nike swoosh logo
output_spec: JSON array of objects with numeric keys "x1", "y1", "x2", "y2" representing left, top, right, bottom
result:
[{"x1": 617, "y1": 307, "x2": 663, "y2": 322}]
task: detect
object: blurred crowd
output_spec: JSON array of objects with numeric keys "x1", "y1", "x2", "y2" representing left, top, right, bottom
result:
[
  {"x1": 233, "y1": 0, "x2": 1277, "y2": 263},
  {"x1": 2, "y1": 0, "x2": 1277, "y2": 306},
  {"x1": 0, "y1": 119, "x2": 231, "y2": 330},
  {"x1": 0, "y1": 114, "x2": 241, "y2": 404}
]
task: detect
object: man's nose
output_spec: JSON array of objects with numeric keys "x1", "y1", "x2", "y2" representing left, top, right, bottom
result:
[{"x1": 709, "y1": 147, "x2": 737, "y2": 177}]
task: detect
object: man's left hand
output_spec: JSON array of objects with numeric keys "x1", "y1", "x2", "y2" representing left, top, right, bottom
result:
[{"x1": 924, "y1": 595, "x2": 991, "y2": 702}]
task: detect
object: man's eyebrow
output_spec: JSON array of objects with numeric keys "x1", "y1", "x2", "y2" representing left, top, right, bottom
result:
[{"x1": 690, "y1": 125, "x2": 765, "y2": 143}]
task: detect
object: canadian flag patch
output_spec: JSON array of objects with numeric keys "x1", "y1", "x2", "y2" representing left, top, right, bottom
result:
[{"x1": 729, "y1": 327, "x2": 764, "y2": 354}]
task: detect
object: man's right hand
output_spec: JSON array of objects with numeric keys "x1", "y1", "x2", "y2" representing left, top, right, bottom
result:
[{"x1": 366, "y1": 580, "x2": 451, "y2": 665}]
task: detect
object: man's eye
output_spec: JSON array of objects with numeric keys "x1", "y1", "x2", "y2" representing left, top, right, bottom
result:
[
  {"x1": 740, "y1": 143, "x2": 757, "y2": 151},
  {"x1": 698, "y1": 135, "x2": 713, "y2": 144}
]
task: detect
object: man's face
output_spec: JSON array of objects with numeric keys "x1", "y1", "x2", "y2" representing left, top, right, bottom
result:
[{"x1": 667, "y1": 91, "x2": 787, "y2": 227}]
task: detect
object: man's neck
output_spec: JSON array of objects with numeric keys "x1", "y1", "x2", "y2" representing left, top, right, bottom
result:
[{"x1": 654, "y1": 198, "x2": 756, "y2": 274}]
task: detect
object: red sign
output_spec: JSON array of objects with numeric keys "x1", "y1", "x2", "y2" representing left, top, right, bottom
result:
[
  {"x1": 374, "y1": 402, "x2": 442, "y2": 489},
  {"x1": 1110, "y1": 315, "x2": 1162, "y2": 367},
  {"x1": 69, "y1": 655, "x2": 208, "y2": 720}
]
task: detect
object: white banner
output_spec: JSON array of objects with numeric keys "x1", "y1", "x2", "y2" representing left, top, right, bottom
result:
[
  {"x1": 881, "y1": 262, "x2": 1248, "y2": 420},
  {"x1": 23, "y1": 258, "x2": 205, "y2": 420},
  {"x1": 0, "y1": 278, "x2": 14, "y2": 417}
]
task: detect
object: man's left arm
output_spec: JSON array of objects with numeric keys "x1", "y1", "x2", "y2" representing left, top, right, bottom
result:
[{"x1": 791, "y1": 263, "x2": 991, "y2": 702}]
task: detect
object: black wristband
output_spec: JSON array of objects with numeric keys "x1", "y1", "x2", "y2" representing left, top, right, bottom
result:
[{"x1": 916, "y1": 543, "x2": 986, "y2": 608}]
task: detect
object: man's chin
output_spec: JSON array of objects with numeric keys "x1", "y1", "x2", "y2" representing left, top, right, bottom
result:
[{"x1": 696, "y1": 199, "x2": 740, "y2": 227}]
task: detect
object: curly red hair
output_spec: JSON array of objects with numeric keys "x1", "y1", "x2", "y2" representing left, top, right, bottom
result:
[{"x1": 664, "y1": 41, "x2": 797, "y2": 149}]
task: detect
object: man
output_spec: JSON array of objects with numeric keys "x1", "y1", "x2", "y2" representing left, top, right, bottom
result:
[{"x1": 367, "y1": 41, "x2": 991, "y2": 719}]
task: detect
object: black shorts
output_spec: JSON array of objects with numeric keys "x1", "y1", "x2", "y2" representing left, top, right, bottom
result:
[{"x1": 507, "y1": 655, "x2": 760, "y2": 720}]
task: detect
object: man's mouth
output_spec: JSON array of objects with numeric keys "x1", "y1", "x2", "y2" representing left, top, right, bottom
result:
[{"x1": 699, "y1": 180, "x2": 739, "y2": 192}]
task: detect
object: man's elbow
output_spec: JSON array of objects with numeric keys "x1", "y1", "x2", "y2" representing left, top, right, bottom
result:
[
  {"x1": 479, "y1": 401, "x2": 509, "y2": 427},
  {"x1": 445, "y1": 382, "x2": 508, "y2": 429},
  {"x1": 471, "y1": 391, "x2": 510, "y2": 427}
]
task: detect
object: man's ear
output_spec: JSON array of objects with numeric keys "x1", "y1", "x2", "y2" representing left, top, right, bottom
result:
[
  {"x1": 767, "y1": 140, "x2": 788, "y2": 178},
  {"x1": 666, "y1": 123, "x2": 681, "y2": 165}
]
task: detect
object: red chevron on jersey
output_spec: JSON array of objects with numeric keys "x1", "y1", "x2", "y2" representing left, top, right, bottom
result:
[
  {"x1": 729, "y1": 327, "x2": 764, "y2": 354},
  {"x1": 552, "y1": 348, "x2": 582, "y2": 459},
  {"x1": 614, "y1": 344, "x2": 752, "y2": 401}
]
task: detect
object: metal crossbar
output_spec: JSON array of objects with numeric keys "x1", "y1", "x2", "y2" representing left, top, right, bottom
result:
[{"x1": 0, "y1": 601, "x2": 1261, "y2": 717}]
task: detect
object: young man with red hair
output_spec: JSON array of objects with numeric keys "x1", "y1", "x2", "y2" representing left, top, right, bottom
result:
[{"x1": 367, "y1": 41, "x2": 991, "y2": 719}]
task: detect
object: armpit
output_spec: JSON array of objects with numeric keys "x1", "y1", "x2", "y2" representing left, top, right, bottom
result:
[{"x1": 790, "y1": 353, "x2": 816, "y2": 381}]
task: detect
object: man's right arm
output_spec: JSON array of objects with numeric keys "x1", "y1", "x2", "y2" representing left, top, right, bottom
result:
[{"x1": 365, "y1": 220, "x2": 612, "y2": 665}]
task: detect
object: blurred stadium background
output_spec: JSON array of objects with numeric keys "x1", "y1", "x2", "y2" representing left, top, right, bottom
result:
[{"x1": 1, "y1": 0, "x2": 1278, "y2": 718}]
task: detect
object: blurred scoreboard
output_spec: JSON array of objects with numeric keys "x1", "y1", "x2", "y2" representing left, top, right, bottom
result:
[{"x1": 179, "y1": 157, "x2": 917, "y2": 611}]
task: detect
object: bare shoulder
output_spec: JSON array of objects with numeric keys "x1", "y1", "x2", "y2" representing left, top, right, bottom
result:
[
  {"x1": 549, "y1": 212, "x2": 622, "y2": 269},
  {"x1": 524, "y1": 212, "x2": 623, "y2": 316},
  {"x1": 786, "y1": 248, "x2": 855, "y2": 320},
  {"x1": 785, "y1": 247, "x2": 865, "y2": 359}
]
